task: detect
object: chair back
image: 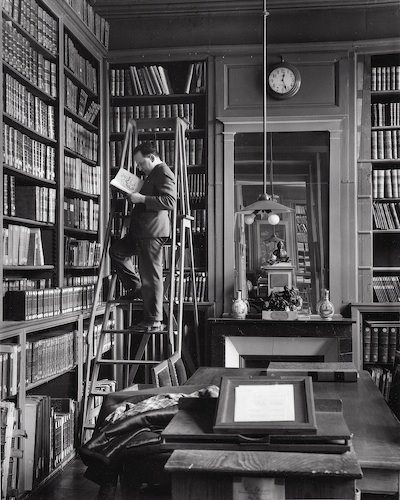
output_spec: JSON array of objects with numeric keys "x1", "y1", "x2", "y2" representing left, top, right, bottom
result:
[
  {"x1": 151, "y1": 359, "x2": 173, "y2": 388},
  {"x1": 168, "y1": 352, "x2": 188, "y2": 386}
]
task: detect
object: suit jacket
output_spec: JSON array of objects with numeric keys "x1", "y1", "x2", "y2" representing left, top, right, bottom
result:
[{"x1": 129, "y1": 162, "x2": 176, "y2": 239}]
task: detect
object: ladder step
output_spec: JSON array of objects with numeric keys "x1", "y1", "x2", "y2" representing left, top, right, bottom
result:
[
  {"x1": 90, "y1": 390, "x2": 111, "y2": 396},
  {"x1": 102, "y1": 328, "x2": 169, "y2": 335},
  {"x1": 83, "y1": 424, "x2": 96, "y2": 430},
  {"x1": 108, "y1": 299, "x2": 143, "y2": 304},
  {"x1": 97, "y1": 359, "x2": 160, "y2": 365}
]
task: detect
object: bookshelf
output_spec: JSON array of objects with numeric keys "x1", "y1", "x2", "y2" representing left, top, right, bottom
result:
[
  {"x1": 109, "y1": 60, "x2": 209, "y2": 303},
  {"x1": 354, "y1": 51, "x2": 400, "y2": 409},
  {"x1": 0, "y1": 0, "x2": 110, "y2": 496},
  {"x1": 108, "y1": 58, "x2": 213, "y2": 364},
  {"x1": 357, "y1": 53, "x2": 400, "y2": 304}
]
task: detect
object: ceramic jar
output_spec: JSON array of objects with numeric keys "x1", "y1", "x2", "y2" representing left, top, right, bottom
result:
[
  {"x1": 317, "y1": 289, "x2": 335, "y2": 320},
  {"x1": 231, "y1": 290, "x2": 248, "y2": 319}
]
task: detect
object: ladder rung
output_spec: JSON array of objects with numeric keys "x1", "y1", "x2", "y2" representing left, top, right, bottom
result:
[
  {"x1": 84, "y1": 424, "x2": 96, "y2": 430},
  {"x1": 97, "y1": 359, "x2": 160, "y2": 365},
  {"x1": 101, "y1": 328, "x2": 169, "y2": 335},
  {"x1": 108, "y1": 299, "x2": 143, "y2": 304},
  {"x1": 90, "y1": 390, "x2": 111, "y2": 396}
]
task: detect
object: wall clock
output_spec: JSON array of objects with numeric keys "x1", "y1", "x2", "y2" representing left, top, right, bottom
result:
[{"x1": 268, "y1": 62, "x2": 301, "y2": 100}]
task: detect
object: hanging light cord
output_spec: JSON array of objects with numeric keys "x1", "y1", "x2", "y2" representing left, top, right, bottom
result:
[
  {"x1": 263, "y1": 0, "x2": 269, "y2": 197},
  {"x1": 269, "y1": 132, "x2": 274, "y2": 199}
]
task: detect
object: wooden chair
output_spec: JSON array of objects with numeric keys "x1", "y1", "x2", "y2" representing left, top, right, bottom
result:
[
  {"x1": 151, "y1": 359, "x2": 173, "y2": 388},
  {"x1": 167, "y1": 352, "x2": 188, "y2": 386}
]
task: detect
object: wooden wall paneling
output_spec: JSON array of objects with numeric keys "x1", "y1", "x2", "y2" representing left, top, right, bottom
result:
[
  {"x1": 215, "y1": 52, "x2": 348, "y2": 118},
  {"x1": 0, "y1": 15, "x2": 3, "y2": 321}
]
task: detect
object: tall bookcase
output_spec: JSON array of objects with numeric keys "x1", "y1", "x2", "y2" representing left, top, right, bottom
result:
[
  {"x1": 353, "y1": 52, "x2": 400, "y2": 404},
  {"x1": 0, "y1": 0, "x2": 110, "y2": 495},
  {"x1": 108, "y1": 57, "x2": 214, "y2": 364}
]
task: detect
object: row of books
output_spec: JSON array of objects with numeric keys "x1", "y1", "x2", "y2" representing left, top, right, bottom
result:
[
  {"x1": 2, "y1": 0, "x2": 58, "y2": 55},
  {"x1": 26, "y1": 330, "x2": 75, "y2": 384},
  {"x1": 0, "y1": 401, "x2": 18, "y2": 499},
  {"x1": 3, "y1": 124, "x2": 56, "y2": 181},
  {"x1": 110, "y1": 138, "x2": 204, "y2": 169},
  {"x1": 109, "y1": 103, "x2": 196, "y2": 133},
  {"x1": 368, "y1": 367, "x2": 392, "y2": 401},
  {"x1": 171, "y1": 272, "x2": 208, "y2": 303},
  {"x1": 5, "y1": 74, "x2": 55, "y2": 139},
  {"x1": 3, "y1": 284, "x2": 97, "y2": 320},
  {"x1": 64, "y1": 197, "x2": 99, "y2": 232},
  {"x1": 62, "y1": 0, "x2": 110, "y2": 49},
  {"x1": 372, "y1": 168, "x2": 400, "y2": 198},
  {"x1": 295, "y1": 204, "x2": 307, "y2": 215},
  {"x1": 3, "y1": 19, "x2": 57, "y2": 98},
  {"x1": 63, "y1": 275, "x2": 98, "y2": 286},
  {"x1": 372, "y1": 102, "x2": 400, "y2": 128},
  {"x1": 64, "y1": 158, "x2": 101, "y2": 196},
  {"x1": 182, "y1": 171, "x2": 206, "y2": 201},
  {"x1": 0, "y1": 344, "x2": 19, "y2": 400},
  {"x1": 51, "y1": 399, "x2": 76, "y2": 470},
  {"x1": 3, "y1": 225, "x2": 45, "y2": 267},
  {"x1": 185, "y1": 62, "x2": 207, "y2": 94},
  {"x1": 372, "y1": 275, "x2": 400, "y2": 303},
  {"x1": 3, "y1": 277, "x2": 51, "y2": 294},
  {"x1": 64, "y1": 117, "x2": 98, "y2": 162},
  {"x1": 191, "y1": 209, "x2": 207, "y2": 233},
  {"x1": 14, "y1": 185, "x2": 56, "y2": 224},
  {"x1": 110, "y1": 66, "x2": 172, "y2": 97},
  {"x1": 23, "y1": 397, "x2": 76, "y2": 490},
  {"x1": 373, "y1": 201, "x2": 400, "y2": 229},
  {"x1": 3, "y1": 174, "x2": 15, "y2": 216},
  {"x1": 84, "y1": 320, "x2": 114, "y2": 361},
  {"x1": 371, "y1": 129, "x2": 400, "y2": 160},
  {"x1": 297, "y1": 242, "x2": 311, "y2": 272},
  {"x1": 110, "y1": 61, "x2": 206, "y2": 96},
  {"x1": 65, "y1": 78, "x2": 100, "y2": 124},
  {"x1": 371, "y1": 66, "x2": 400, "y2": 92},
  {"x1": 64, "y1": 33, "x2": 97, "y2": 94},
  {"x1": 363, "y1": 324, "x2": 398, "y2": 363},
  {"x1": 64, "y1": 237, "x2": 101, "y2": 267}
]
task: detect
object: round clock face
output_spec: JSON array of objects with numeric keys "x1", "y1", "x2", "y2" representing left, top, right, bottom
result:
[{"x1": 268, "y1": 65, "x2": 301, "y2": 99}]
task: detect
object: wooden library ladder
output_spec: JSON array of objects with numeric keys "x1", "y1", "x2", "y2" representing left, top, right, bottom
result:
[{"x1": 80, "y1": 118, "x2": 199, "y2": 443}]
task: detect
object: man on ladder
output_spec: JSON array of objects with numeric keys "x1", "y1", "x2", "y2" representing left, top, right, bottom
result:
[{"x1": 110, "y1": 142, "x2": 176, "y2": 332}]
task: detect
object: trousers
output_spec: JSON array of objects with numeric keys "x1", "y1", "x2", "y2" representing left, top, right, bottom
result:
[{"x1": 109, "y1": 234, "x2": 166, "y2": 322}]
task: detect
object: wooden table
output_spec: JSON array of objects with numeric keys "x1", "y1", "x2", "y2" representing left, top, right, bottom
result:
[{"x1": 178, "y1": 366, "x2": 400, "y2": 497}]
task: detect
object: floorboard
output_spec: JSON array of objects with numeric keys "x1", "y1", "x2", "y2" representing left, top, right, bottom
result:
[{"x1": 28, "y1": 458, "x2": 120, "y2": 500}]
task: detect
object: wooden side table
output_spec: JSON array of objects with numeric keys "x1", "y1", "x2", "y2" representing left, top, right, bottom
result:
[{"x1": 166, "y1": 449, "x2": 362, "y2": 500}]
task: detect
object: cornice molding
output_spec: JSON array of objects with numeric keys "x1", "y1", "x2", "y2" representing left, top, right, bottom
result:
[
  {"x1": 92, "y1": 0, "x2": 400, "y2": 19},
  {"x1": 107, "y1": 37, "x2": 400, "y2": 63}
]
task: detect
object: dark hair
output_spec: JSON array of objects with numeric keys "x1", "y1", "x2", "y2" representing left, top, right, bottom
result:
[{"x1": 133, "y1": 141, "x2": 159, "y2": 157}]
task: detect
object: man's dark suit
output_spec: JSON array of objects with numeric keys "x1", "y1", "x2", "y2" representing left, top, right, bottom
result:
[{"x1": 110, "y1": 163, "x2": 176, "y2": 322}]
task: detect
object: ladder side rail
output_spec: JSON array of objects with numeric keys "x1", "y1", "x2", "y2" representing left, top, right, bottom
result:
[
  {"x1": 82, "y1": 120, "x2": 139, "y2": 441},
  {"x1": 83, "y1": 120, "x2": 137, "y2": 391}
]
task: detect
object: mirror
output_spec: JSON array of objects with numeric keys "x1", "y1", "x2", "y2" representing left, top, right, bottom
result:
[{"x1": 234, "y1": 131, "x2": 330, "y2": 313}]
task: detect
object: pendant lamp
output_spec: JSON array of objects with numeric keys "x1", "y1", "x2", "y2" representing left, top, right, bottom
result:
[{"x1": 239, "y1": 0, "x2": 291, "y2": 225}]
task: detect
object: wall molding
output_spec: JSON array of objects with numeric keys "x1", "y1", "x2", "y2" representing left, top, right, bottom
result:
[
  {"x1": 93, "y1": 0, "x2": 400, "y2": 19},
  {"x1": 107, "y1": 38, "x2": 400, "y2": 64}
]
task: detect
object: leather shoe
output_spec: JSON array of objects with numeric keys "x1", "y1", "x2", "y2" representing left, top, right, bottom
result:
[
  {"x1": 131, "y1": 321, "x2": 166, "y2": 332},
  {"x1": 118, "y1": 288, "x2": 142, "y2": 301}
]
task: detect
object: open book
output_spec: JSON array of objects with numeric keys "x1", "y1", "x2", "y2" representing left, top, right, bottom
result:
[{"x1": 110, "y1": 167, "x2": 144, "y2": 194}]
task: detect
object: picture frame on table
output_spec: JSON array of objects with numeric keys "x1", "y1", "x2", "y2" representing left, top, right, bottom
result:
[{"x1": 214, "y1": 376, "x2": 317, "y2": 435}]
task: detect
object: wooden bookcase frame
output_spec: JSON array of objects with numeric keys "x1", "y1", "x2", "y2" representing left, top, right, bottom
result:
[{"x1": 0, "y1": 0, "x2": 109, "y2": 495}]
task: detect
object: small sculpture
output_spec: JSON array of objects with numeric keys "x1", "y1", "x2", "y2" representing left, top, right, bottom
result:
[
  {"x1": 264, "y1": 286, "x2": 303, "y2": 312},
  {"x1": 267, "y1": 240, "x2": 290, "y2": 265}
]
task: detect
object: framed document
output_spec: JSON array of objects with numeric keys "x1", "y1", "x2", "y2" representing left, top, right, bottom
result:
[{"x1": 214, "y1": 376, "x2": 316, "y2": 435}]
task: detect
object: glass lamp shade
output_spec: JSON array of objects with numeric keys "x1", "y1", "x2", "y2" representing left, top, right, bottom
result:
[
  {"x1": 238, "y1": 195, "x2": 292, "y2": 215},
  {"x1": 267, "y1": 213, "x2": 280, "y2": 225}
]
